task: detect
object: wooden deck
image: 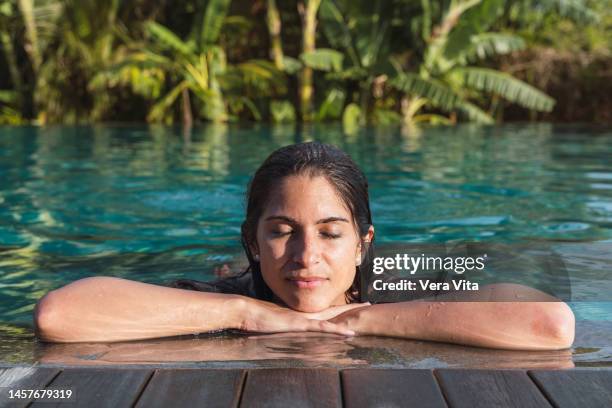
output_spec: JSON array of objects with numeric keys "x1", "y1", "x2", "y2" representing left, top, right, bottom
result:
[{"x1": 1, "y1": 367, "x2": 611, "y2": 407}]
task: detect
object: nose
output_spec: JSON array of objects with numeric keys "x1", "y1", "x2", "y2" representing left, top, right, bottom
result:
[{"x1": 291, "y1": 230, "x2": 321, "y2": 267}]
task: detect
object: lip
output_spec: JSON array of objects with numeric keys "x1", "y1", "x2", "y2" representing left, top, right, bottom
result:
[{"x1": 286, "y1": 277, "x2": 328, "y2": 289}]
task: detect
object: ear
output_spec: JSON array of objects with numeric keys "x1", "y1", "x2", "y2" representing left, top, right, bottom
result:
[
  {"x1": 356, "y1": 225, "x2": 375, "y2": 266},
  {"x1": 248, "y1": 241, "x2": 259, "y2": 259}
]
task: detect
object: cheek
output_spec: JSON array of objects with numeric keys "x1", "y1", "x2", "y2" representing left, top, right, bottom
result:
[
  {"x1": 329, "y1": 237, "x2": 359, "y2": 258},
  {"x1": 325, "y1": 240, "x2": 360, "y2": 277},
  {"x1": 260, "y1": 240, "x2": 287, "y2": 261}
]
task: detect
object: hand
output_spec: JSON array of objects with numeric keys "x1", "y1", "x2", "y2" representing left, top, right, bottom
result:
[
  {"x1": 297, "y1": 302, "x2": 371, "y2": 321},
  {"x1": 326, "y1": 304, "x2": 370, "y2": 334},
  {"x1": 237, "y1": 299, "x2": 370, "y2": 336}
]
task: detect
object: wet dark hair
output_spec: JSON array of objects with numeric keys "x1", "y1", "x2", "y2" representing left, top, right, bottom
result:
[{"x1": 240, "y1": 141, "x2": 375, "y2": 303}]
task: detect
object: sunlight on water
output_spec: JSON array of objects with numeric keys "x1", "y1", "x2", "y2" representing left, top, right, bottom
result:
[{"x1": 1, "y1": 124, "x2": 611, "y2": 367}]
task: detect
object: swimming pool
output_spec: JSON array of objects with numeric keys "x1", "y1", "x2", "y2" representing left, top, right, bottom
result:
[{"x1": 0, "y1": 124, "x2": 610, "y2": 367}]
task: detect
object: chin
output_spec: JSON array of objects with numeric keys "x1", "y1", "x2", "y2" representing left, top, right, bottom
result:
[{"x1": 286, "y1": 295, "x2": 331, "y2": 313}]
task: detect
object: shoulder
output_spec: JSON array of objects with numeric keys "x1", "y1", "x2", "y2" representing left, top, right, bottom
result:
[{"x1": 165, "y1": 271, "x2": 257, "y2": 298}]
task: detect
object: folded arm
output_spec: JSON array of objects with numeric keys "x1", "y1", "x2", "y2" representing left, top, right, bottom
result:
[
  {"x1": 34, "y1": 277, "x2": 247, "y2": 343},
  {"x1": 34, "y1": 277, "x2": 358, "y2": 343},
  {"x1": 329, "y1": 283, "x2": 575, "y2": 350}
]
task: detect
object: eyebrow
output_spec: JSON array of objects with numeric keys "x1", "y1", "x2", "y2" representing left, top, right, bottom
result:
[{"x1": 264, "y1": 215, "x2": 350, "y2": 225}]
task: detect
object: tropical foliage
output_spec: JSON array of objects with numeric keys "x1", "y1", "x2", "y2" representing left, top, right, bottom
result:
[{"x1": 0, "y1": 0, "x2": 608, "y2": 127}]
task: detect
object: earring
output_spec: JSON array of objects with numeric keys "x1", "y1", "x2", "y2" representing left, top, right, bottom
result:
[{"x1": 254, "y1": 254, "x2": 260, "y2": 261}]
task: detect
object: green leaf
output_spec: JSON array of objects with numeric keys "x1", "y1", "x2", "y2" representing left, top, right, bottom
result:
[
  {"x1": 342, "y1": 103, "x2": 363, "y2": 135},
  {"x1": 0, "y1": 106, "x2": 24, "y2": 125},
  {"x1": 317, "y1": 88, "x2": 346, "y2": 121},
  {"x1": 0, "y1": 1, "x2": 12, "y2": 16},
  {"x1": 146, "y1": 22, "x2": 194, "y2": 56},
  {"x1": 300, "y1": 48, "x2": 344, "y2": 72},
  {"x1": 373, "y1": 108, "x2": 402, "y2": 125},
  {"x1": 319, "y1": 0, "x2": 360, "y2": 67},
  {"x1": 543, "y1": 0, "x2": 599, "y2": 23},
  {"x1": 355, "y1": 5, "x2": 390, "y2": 69},
  {"x1": 390, "y1": 73, "x2": 463, "y2": 111},
  {"x1": 457, "y1": 101, "x2": 495, "y2": 123},
  {"x1": 0, "y1": 90, "x2": 17, "y2": 103},
  {"x1": 452, "y1": 67, "x2": 555, "y2": 111},
  {"x1": 271, "y1": 100, "x2": 296, "y2": 123},
  {"x1": 228, "y1": 96, "x2": 261, "y2": 121},
  {"x1": 193, "y1": 85, "x2": 227, "y2": 122},
  {"x1": 235, "y1": 59, "x2": 286, "y2": 95},
  {"x1": 325, "y1": 66, "x2": 369, "y2": 81},
  {"x1": 450, "y1": 33, "x2": 526, "y2": 64},
  {"x1": 413, "y1": 114, "x2": 454, "y2": 125},
  {"x1": 147, "y1": 81, "x2": 188, "y2": 122},
  {"x1": 390, "y1": 72, "x2": 496, "y2": 123},
  {"x1": 281, "y1": 56, "x2": 302, "y2": 75},
  {"x1": 238, "y1": 59, "x2": 280, "y2": 81},
  {"x1": 200, "y1": 0, "x2": 231, "y2": 46},
  {"x1": 440, "y1": 0, "x2": 505, "y2": 65}
]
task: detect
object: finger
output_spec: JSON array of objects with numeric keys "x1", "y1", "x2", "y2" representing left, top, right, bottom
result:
[
  {"x1": 305, "y1": 302, "x2": 372, "y2": 320},
  {"x1": 307, "y1": 320, "x2": 355, "y2": 337},
  {"x1": 345, "y1": 302, "x2": 371, "y2": 310},
  {"x1": 247, "y1": 332, "x2": 346, "y2": 340}
]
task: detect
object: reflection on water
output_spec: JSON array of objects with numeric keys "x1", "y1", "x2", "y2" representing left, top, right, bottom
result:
[
  {"x1": 1, "y1": 124, "x2": 612, "y2": 366},
  {"x1": 33, "y1": 333, "x2": 577, "y2": 369},
  {"x1": 0, "y1": 323, "x2": 609, "y2": 369}
]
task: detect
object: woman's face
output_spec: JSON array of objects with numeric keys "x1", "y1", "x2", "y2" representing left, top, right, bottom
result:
[{"x1": 255, "y1": 174, "x2": 371, "y2": 312}]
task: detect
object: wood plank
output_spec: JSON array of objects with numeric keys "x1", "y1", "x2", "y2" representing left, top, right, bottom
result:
[
  {"x1": 29, "y1": 368, "x2": 152, "y2": 408},
  {"x1": 135, "y1": 369, "x2": 245, "y2": 408},
  {"x1": 436, "y1": 369, "x2": 552, "y2": 408},
  {"x1": 530, "y1": 369, "x2": 612, "y2": 408},
  {"x1": 0, "y1": 367, "x2": 60, "y2": 408},
  {"x1": 241, "y1": 368, "x2": 341, "y2": 408},
  {"x1": 342, "y1": 369, "x2": 447, "y2": 408}
]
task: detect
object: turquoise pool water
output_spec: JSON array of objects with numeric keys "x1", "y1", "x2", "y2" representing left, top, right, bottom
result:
[{"x1": 0, "y1": 124, "x2": 610, "y2": 367}]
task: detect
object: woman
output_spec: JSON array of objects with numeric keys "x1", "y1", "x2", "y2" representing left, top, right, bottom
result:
[{"x1": 34, "y1": 142, "x2": 575, "y2": 349}]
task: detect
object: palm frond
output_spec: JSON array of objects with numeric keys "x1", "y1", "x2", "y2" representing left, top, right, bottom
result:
[
  {"x1": 390, "y1": 73, "x2": 462, "y2": 111},
  {"x1": 17, "y1": 0, "x2": 41, "y2": 69},
  {"x1": 235, "y1": 59, "x2": 285, "y2": 93},
  {"x1": 147, "y1": 81, "x2": 188, "y2": 122},
  {"x1": 90, "y1": 64, "x2": 165, "y2": 99},
  {"x1": 456, "y1": 100, "x2": 495, "y2": 123},
  {"x1": 109, "y1": 51, "x2": 174, "y2": 71},
  {"x1": 200, "y1": 0, "x2": 231, "y2": 46},
  {"x1": 237, "y1": 59, "x2": 280, "y2": 81},
  {"x1": 391, "y1": 72, "x2": 496, "y2": 123},
  {"x1": 433, "y1": 0, "x2": 482, "y2": 41},
  {"x1": 89, "y1": 50, "x2": 172, "y2": 97},
  {"x1": 227, "y1": 96, "x2": 261, "y2": 121},
  {"x1": 450, "y1": 33, "x2": 526, "y2": 64},
  {"x1": 452, "y1": 67, "x2": 555, "y2": 111},
  {"x1": 146, "y1": 22, "x2": 194, "y2": 57},
  {"x1": 185, "y1": 61, "x2": 210, "y2": 91},
  {"x1": 535, "y1": 0, "x2": 599, "y2": 23},
  {"x1": 319, "y1": 0, "x2": 360, "y2": 67}
]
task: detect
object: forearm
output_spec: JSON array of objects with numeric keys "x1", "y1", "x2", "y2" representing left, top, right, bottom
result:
[
  {"x1": 345, "y1": 300, "x2": 575, "y2": 350},
  {"x1": 34, "y1": 277, "x2": 247, "y2": 343}
]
